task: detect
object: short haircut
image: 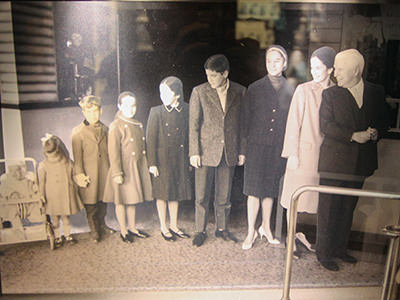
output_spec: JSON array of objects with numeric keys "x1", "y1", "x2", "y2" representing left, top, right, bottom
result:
[
  {"x1": 160, "y1": 76, "x2": 184, "y2": 100},
  {"x1": 118, "y1": 91, "x2": 136, "y2": 106},
  {"x1": 335, "y1": 49, "x2": 365, "y2": 74},
  {"x1": 79, "y1": 95, "x2": 101, "y2": 110},
  {"x1": 204, "y1": 54, "x2": 229, "y2": 73}
]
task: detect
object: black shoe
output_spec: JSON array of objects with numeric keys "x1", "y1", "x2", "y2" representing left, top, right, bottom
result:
[
  {"x1": 170, "y1": 228, "x2": 190, "y2": 239},
  {"x1": 128, "y1": 229, "x2": 150, "y2": 238},
  {"x1": 161, "y1": 230, "x2": 176, "y2": 242},
  {"x1": 192, "y1": 232, "x2": 207, "y2": 247},
  {"x1": 215, "y1": 230, "x2": 238, "y2": 243},
  {"x1": 320, "y1": 260, "x2": 339, "y2": 271},
  {"x1": 293, "y1": 250, "x2": 301, "y2": 260},
  {"x1": 337, "y1": 254, "x2": 357, "y2": 264},
  {"x1": 120, "y1": 233, "x2": 134, "y2": 243}
]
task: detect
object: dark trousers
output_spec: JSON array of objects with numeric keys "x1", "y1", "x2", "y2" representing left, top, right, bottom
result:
[
  {"x1": 316, "y1": 177, "x2": 364, "y2": 262},
  {"x1": 194, "y1": 154, "x2": 235, "y2": 233},
  {"x1": 84, "y1": 202, "x2": 107, "y2": 239}
]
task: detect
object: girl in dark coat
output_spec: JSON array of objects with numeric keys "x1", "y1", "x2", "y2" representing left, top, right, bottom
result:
[
  {"x1": 146, "y1": 76, "x2": 192, "y2": 241},
  {"x1": 242, "y1": 45, "x2": 294, "y2": 250}
]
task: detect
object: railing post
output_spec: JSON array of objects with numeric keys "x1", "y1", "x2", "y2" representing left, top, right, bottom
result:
[
  {"x1": 381, "y1": 225, "x2": 400, "y2": 300},
  {"x1": 281, "y1": 185, "x2": 400, "y2": 300}
]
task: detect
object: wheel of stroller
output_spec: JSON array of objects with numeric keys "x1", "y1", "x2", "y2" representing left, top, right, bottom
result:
[{"x1": 46, "y1": 222, "x2": 55, "y2": 250}]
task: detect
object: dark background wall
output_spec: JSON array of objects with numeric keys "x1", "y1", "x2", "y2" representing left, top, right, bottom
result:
[{"x1": 19, "y1": 1, "x2": 400, "y2": 166}]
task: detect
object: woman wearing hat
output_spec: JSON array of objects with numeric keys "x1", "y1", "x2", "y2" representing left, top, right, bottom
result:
[
  {"x1": 242, "y1": 45, "x2": 295, "y2": 250},
  {"x1": 280, "y1": 46, "x2": 336, "y2": 257}
]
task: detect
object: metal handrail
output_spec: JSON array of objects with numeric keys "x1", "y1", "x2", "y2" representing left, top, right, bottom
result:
[{"x1": 281, "y1": 185, "x2": 400, "y2": 300}]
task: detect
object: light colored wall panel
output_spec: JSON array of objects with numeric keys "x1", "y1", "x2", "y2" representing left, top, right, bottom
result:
[
  {"x1": 0, "y1": 42, "x2": 14, "y2": 53},
  {"x1": 0, "y1": 73, "x2": 18, "y2": 83},
  {"x1": 0, "y1": 63, "x2": 16, "y2": 73},
  {"x1": 1, "y1": 108, "x2": 25, "y2": 159}
]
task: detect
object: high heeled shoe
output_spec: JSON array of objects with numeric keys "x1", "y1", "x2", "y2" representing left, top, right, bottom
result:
[
  {"x1": 161, "y1": 230, "x2": 176, "y2": 242},
  {"x1": 120, "y1": 232, "x2": 134, "y2": 243},
  {"x1": 128, "y1": 229, "x2": 150, "y2": 238},
  {"x1": 295, "y1": 232, "x2": 315, "y2": 252},
  {"x1": 242, "y1": 231, "x2": 258, "y2": 250},
  {"x1": 258, "y1": 226, "x2": 280, "y2": 245}
]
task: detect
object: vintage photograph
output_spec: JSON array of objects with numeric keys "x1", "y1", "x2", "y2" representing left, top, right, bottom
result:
[{"x1": 0, "y1": 1, "x2": 400, "y2": 299}]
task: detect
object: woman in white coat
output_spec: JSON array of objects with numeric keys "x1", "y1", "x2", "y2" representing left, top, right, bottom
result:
[{"x1": 280, "y1": 46, "x2": 336, "y2": 257}]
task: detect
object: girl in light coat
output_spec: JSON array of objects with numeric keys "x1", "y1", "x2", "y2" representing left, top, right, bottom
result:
[
  {"x1": 38, "y1": 134, "x2": 84, "y2": 247},
  {"x1": 103, "y1": 91, "x2": 152, "y2": 243}
]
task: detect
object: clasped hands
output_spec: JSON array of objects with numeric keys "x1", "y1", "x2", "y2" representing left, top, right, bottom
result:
[
  {"x1": 351, "y1": 127, "x2": 378, "y2": 143},
  {"x1": 189, "y1": 155, "x2": 245, "y2": 168}
]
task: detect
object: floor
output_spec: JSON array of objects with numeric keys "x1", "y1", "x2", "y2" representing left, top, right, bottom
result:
[
  {"x1": 0, "y1": 287, "x2": 384, "y2": 300},
  {"x1": 0, "y1": 196, "x2": 387, "y2": 297}
]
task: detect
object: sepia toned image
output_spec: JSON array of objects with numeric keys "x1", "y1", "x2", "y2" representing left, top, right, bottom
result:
[{"x1": 1, "y1": 1, "x2": 400, "y2": 299}]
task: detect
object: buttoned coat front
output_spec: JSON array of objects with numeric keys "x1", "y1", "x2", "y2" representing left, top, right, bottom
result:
[
  {"x1": 103, "y1": 113, "x2": 152, "y2": 205},
  {"x1": 243, "y1": 76, "x2": 294, "y2": 198},
  {"x1": 146, "y1": 103, "x2": 192, "y2": 201},
  {"x1": 189, "y1": 81, "x2": 246, "y2": 167},
  {"x1": 71, "y1": 121, "x2": 109, "y2": 204},
  {"x1": 38, "y1": 158, "x2": 84, "y2": 216},
  {"x1": 280, "y1": 81, "x2": 333, "y2": 213}
]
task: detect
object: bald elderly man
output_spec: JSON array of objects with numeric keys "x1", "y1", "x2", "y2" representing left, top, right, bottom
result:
[{"x1": 316, "y1": 49, "x2": 390, "y2": 271}]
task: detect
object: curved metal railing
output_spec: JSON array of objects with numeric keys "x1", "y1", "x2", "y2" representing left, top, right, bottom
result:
[{"x1": 281, "y1": 185, "x2": 400, "y2": 300}]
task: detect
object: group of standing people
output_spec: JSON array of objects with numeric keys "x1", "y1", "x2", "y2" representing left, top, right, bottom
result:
[{"x1": 38, "y1": 44, "x2": 389, "y2": 273}]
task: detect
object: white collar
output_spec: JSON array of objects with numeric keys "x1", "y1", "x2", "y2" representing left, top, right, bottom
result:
[{"x1": 164, "y1": 102, "x2": 182, "y2": 113}]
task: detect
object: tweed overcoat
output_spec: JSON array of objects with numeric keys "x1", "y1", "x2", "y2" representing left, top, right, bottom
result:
[
  {"x1": 280, "y1": 80, "x2": 333, "y2": 213},
  {"x1": 71, "y1": 121, "x2": 109, "y2": 204},
  {"x1": 103, "y1": 113, "x2": 152, "y2": 205},
  {"x1": 38, "y1": 158, "x2": 84, "y2": 216},
  {"x1": 189, "y1": 81, "x2": 246, "y2": 167},
  {"x1": 318, "y1": 81, "x2": 390, "y2": 178},
  {"x1": 243, "y1": 76, "x2": 294, "y2": 198},
  {"x1": 146, "y1": 103, "x2": 192, "y2": 201}
]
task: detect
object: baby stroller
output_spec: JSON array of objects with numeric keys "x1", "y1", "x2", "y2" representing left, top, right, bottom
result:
[{"x1": 0, "y1": 158, "x2": 55, "y2": 250}]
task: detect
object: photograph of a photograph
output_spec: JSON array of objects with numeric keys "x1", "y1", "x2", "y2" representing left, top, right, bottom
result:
[{"x1": 0, "y1": 1, "x2": 400, "y2": 299}]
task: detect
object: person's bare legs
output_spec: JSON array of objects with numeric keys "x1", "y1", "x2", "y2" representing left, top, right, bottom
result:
[
  {"x1": 156, "y1": 199, "x2": 173, "y2": 237},
  {"x1": 61, "y1": 215, "x2": 71, "y2": 237},
  {"x1": 126, "y1": 205, "x2": 137, "y2": 232},
  {"x1": 243, "y1": 195, "x2": 260, "y2": 246},
  {"x1": 168, "y1": 200, "x2": 179, "y2": 232},
  {"x1": 260, "y1": 197, "x2": 280, "y2": 244},
  {"x1": 115, "y1": 204, "x2": 127, "y2": 236},
  {"x1": 51, "y1": 215, "x2": 61, "y2": 239}
]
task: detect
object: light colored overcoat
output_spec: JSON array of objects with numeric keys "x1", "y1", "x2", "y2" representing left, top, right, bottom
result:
[
  {"x1": 38, "y1": 158, "x2": 83, "y2": 216},
  {"x1": 281, "y1": 80, "x2": 332, "y2": 213},
  {"x1": 103, "y1": 113, "x2": 152, "y2": 205},
  {"x1": 71, "y1": 121, "x2": 109, "y2": 204}
]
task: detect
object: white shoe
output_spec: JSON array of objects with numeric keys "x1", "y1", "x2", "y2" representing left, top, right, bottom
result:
[
  {"x1": 242, "y1": 231, "x2": 258, "y2": 250},
  {"x1": 295, "y1": 232, "x2": 315, "y2": 252},
  {"x1": 258, "y1": 226, "x2": 280, "y2": 245}
]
